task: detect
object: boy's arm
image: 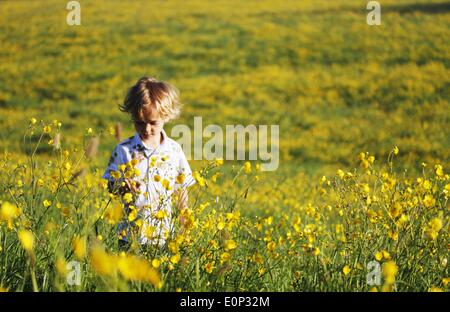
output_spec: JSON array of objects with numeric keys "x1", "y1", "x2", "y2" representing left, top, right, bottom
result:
[
  {"x1": 107, "y1": 178, "x2": 140, "y2": 196},
  {"x1": 175, "y1": 187, "x2": 189, "y2": 210},
  {"x1": 175, "y1": 187, "x2": 190, "y2": 228}
]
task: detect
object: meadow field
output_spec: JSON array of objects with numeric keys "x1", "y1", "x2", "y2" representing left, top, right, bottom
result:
[{"x1": 0, "y1": 0, "x2": 448, "y2": 291}]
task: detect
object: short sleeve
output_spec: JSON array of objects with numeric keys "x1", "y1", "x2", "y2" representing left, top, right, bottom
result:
[
  {"x1": 177, "y1": 146, "x2": 196, "y2": 189},
  {"x1": 102, "y1": 145, "x2": 125, "y2": 181}
]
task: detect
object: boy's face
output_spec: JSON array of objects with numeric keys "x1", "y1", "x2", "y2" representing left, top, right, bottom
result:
[{"x1": 133, "y1": 104, "x2": 164, "y2": 141}]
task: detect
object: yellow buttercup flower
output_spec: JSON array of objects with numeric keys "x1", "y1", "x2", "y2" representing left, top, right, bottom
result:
[
  {"x1": 104, "y1": 202, "x2": 124, "y2": 225},
  {"x1": 176, "y1": 173, "x2": 185, "y2": 184},
  {"x1": 123, "y1": 193, "x2": 133, "y2": 204},
  {"x1": 72, "y1": 236, "x2": 86, "y2": 260},
  {"x1": 389, "y1": 202, "x2": 402, "y2": 218},
  {"x1": 435, "y1": 164, "x2": 444, "y2": 177},
  {"x1": 428, "y1": 286, "x2": 443, "y2": 292},
  {"x1": 442, "y1": 277, "x2": 450, "y2": 286},
  {"x1": 266, "y1": 241, "x2": 276, "y2": 252},
  {"x1": 117, "y1": 254, "x2": 161, "y2": 286},
  {"x1": 193, "y1": 171, "x2": 205, "y2": 187},
  {"x1": 170, "y1": 253, "x2": 181, "y2": 264},
  {"x1": 111, "y1": 170, "x2": 122, "y2": 180},
  {"x1": 225, "y1": 239, "x2": 237, "y2": 251},
  {"x1": 155, "y1": 210, "x2": 166, "y2": 220},
  {"x1": 375, "y1": 251, "x2": 383, "y2": 261},
  {"x1": 152, "y1": 258, "x2": 160, "y2": 269},
  {"x1": 128, "y1": 208, "x2": 138, "y2": 222},
  {"x1": 161, "y1": 179, "x2": 172, "y2": 190},
  {"x1": 90, "y1": 245, "x2": 117, "y2": 276},
  {"x1": 243, "y1": 161, "x2": 251, "y2": 174},
  {"x1": 381, "y1": 250, "x2": 391, "y2": 260},
  {"x1": 204, "y1": 261, "x2": 215, "y2": 273},
  {"x1": 358, "y1": 152, "x2": 366, "y2": 161},
  {"x1": 0, "y1": 202, "x2": 21, "y2": 222},
  {"x1": 217, "y1": 221, "x2": 225, "y2": 230},
  {"x1": 144, "y1": 225, "x2": 156, "y2": 240},
  {"x1": 429, "y1": 218, "x2": 443, "y2": 232},
  {"x1": 382, "y1": 261, "x2": 398, "y2": 285},
  {"x1": 220, "y1": 252, "x2": 231, "y2": 264},
  {"x1": 361, "y1": 159, "x2": 369, "y2": 169},
  {"x1": 423, "y1": 194, "x2": 435, "y2": 208},
  {"x1": 342, "y1": 265, "x2": 351, "y2": 276},
  {"x1": 18, "y1": 230, "x2": 34, "y2": 252},
  {"x1": 422, "y1": 180, "x2": 432, "y2": 190},
  {"x1": 388, "y1": 230, "x2": 398, "y2": 241}
]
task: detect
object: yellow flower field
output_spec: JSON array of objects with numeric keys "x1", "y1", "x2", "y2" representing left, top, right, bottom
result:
[{"x1": 0, "y1": 121, "x2": 448, "y2": 291}]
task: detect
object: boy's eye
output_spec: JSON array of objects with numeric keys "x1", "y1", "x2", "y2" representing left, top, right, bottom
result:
[{"x1": 134, "y1": 119, "x2": 162, "y2": 127}]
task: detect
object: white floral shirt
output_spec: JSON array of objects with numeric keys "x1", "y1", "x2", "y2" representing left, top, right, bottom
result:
[{"x1": 102, "y1": 129, "x2": 195, "y2": 246}]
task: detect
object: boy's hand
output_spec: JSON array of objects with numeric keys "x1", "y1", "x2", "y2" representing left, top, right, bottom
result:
[
  {"x1": 180, "y1": 215, "x2": 186, "y2": 227},
  {"x1": 124, "y1": 178, "x2": 141, "y2": 195}
]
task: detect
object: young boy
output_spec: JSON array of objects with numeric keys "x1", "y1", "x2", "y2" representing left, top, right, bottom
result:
[{"x1": 102, "y1": 76, "x2": 195, "y2": 250}]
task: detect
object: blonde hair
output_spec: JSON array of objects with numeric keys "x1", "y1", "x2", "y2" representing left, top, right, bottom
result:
[{"x1": 119, "y1": 76, "x2": 181, "y2": 122}]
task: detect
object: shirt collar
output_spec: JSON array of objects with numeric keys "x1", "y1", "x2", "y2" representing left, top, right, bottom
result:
[{"x1": 133, "y1": 129, "x2": 167, "y2": 157}]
